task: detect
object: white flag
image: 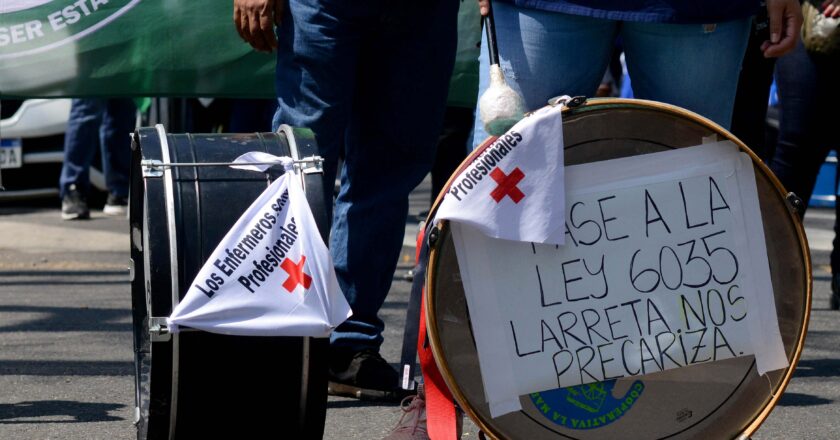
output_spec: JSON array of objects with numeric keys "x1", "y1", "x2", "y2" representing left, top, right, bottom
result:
[
  {"x1": 167, "y1": 156, "x2": 351, "y2": 337},
  {"x1": 435, "y1": 105, "x2": 565, "y2": 244}
]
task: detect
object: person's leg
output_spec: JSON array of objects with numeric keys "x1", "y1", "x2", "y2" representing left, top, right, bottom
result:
[
  {"x1": 230, "y1": 99, "x2": 277, "y2": 132},
  {"x1": 833, "y1": 160, "x2": 840, "y2": 309},
  {"x1": 769, "y1": 41, "x2": 829, "y2": 208},
  {"x1": 60, "y1": 99, "x2": 105, "y2": 197},
  {"x1": 833, "y1": 165, "x2": 840, "y2": 309},
  {"x1": 815, "y1": 56, "x2": 840, "y2": 309},
  {"x1": 431, "y1": 106, "x2": 474, "y2": 203},
  {"x1": 621, "y1": 18, "x2": 751, "y2": 129},
  {"x1": 100, "y1": 98, "x2": 135, "y2": 200},
  {"x1": 472, "y1": 4, "x2": 617, "y2": 147},
  {"x1": 329, "y1": 0, "x2": 458, "y2": 354},
  {"x1": 272, "y1": 0, "x2": 364, "y2": 219},
  {"x1": 730, "y1": 26, "x2": 777, "y2": 162}
]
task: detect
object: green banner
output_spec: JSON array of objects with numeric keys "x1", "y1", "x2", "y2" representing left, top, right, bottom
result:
[
  {"x1": 447, "y1": 0, "x2": 481, "y2": 108},
  {"x1": 0, "y1": 0, "x2": 276, "y2": 98}
]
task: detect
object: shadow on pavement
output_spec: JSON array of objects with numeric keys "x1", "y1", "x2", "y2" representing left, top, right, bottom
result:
[
  {"x1": 0, "y1": 305, "x2": 130, "y2": 332},
  {"x1": 776, "y1": 392, "x2": 833, "y2": 407},
  {"x1": 326, "y1": 399, "x2": 399, "y2": 409},
  {"x1": 0, "y1": 400, "x2": 125, "y2": 423},
  {"x1": 0, "y1": 361, "x2": 133, "y2": 376},
  {"x1": 0, "y1": 270, "x2": 127, "y2": 277},
  {"x1": 380, "y1": 301, "x2": 409, "y2": 310},
  {"x1": 794, "y1": 358, "x2": 840, "y2": 378},
  {"x1": 0, "y1": 280, "x2": 128, "y2": 287}
]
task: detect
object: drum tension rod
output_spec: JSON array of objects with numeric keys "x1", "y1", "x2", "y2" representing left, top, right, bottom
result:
[{"x1": 141, "y1": 156, "x2": 325, "y2": 178}]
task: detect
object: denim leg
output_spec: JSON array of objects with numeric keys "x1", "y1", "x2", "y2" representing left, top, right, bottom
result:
[
  {"x1": 273, "y1": 0, "x2": 458, "y2": 352},
  {"x1": 770, "y1": 41, "x2": 829, "y2": 209},
  {"x1": 230, "y1": 99, "x2": 277, "y2": 132},
  {"x1": 730, "y1": 29, "x2": 777, "y2": 162},
  {"x1": 100, "y1": 99, "x2": 135, "y2": 198},
  {"x1": 472, "y1": 4, "x2": 617, "y2": 148},
  {"x1": 621, "y1": 18, "x2": 751, "y2": 130},
  {"x1": 60, "y1": 99, "x2": 105, "y2": 197},
  {"x1": 273, "y1": 0, "x2": 365, "y2": 217},
  {"x1": 329, "y1": 1, "x2": 457, "y2": 352}
]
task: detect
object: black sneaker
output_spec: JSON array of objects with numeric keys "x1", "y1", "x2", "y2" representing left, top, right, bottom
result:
[
  {"x1": 61, "y1": 185, "x2": 90, "y2": 220},
  {"x1": 328, "y1": 349, "x2": 407, "y2": 401},
  {"x1": 831, "y1": 274, "x2": 840, "y2": 311},
  {"x1": 103, "y1": 193, "x2": 128, "y2": 216}
]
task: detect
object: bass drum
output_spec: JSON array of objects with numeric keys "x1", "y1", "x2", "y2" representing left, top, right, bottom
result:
[
  {"x1": 425, "y1": 98, "x2": 811, "y2": 439},
  {"x1": 129, "y1": 126, "x2": 331, "y2": 439}
]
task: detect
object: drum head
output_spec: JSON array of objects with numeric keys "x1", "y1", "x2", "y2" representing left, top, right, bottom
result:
[{"x1": 426, "y1": 99, "x2": 810, "y2": 439}]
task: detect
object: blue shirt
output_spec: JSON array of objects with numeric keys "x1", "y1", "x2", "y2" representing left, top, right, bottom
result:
[{"x1": 500, "y1": 0, "x2": 760, "y2": 23}]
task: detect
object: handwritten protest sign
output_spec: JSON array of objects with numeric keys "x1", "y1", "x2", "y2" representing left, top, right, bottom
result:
[{"x1": 450, "y1": 142, "x2": 788, "y2": 417}]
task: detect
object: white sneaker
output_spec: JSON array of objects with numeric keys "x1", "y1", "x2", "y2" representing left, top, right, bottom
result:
[{"x1": 103, "y1": 194, "x2": 128, "y2": 216}]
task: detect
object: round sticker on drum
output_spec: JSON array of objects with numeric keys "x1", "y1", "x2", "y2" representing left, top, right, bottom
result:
[{"x1": 529, "y1": 380, "x2": 645, "y2": 430}]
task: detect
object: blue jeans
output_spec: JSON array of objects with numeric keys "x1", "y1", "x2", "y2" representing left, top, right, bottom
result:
[
  {"x1": 273, "y1": 0, "x2": 458, "y2": 352},
  {"x1": 60, "y1": 99, "x2": 135, "y2": 198},
  {"x1": 730, "y1": 24, "x2": 777, "y2": 163},
  {"x1": 770, "y1": 40, "x2": 840, "y2": 271},
  {"x1": 472, "y1": 3, "x2": 751, "y2": 147}
]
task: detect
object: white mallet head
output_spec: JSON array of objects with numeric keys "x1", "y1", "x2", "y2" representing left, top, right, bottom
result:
[{"x1": 479, "y1": 64, "x2": 526, "y2": 136}]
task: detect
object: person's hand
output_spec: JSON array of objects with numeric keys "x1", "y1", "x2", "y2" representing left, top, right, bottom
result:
[
  {"x1": 233, "y1": 0, "x2": 284, "y2": 52},
  {"x1": 478, "y1": 0, "x2": 490, "y2": 16},
  {"x1": 761, "y1": 0, "x2": 803, "y2": 57},
  {"x1": 822, "y1": 0, "x2": 840, "y2": 18}
]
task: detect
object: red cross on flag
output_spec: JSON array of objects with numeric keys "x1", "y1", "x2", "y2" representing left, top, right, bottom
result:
[
  {"x1": 167, "y1": 154, "x2": 351, "y2": 337},
  {"x1": 435, "y1": 105, "x2": 565, "y2": 245},
  {"x1": 281, "y1": 256, "x2": 312, "y2": 292}
]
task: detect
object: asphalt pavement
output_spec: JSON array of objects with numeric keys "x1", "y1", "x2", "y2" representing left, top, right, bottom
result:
[{"x1": 0, "y1": 182, "x2": 838, "y2": 440}]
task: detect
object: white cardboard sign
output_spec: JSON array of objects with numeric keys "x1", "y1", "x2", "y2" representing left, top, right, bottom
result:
[{"x1": 450, "y1": 142, "x2": 788, "y2": 417}]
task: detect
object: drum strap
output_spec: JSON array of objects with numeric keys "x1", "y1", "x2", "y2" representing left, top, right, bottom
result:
[
  {"x1": 414, "y1": 226, "x2": 460, "y2": 440},
  {"x1": 419, "y1": 294, "x2": 460, "y2": 440}
]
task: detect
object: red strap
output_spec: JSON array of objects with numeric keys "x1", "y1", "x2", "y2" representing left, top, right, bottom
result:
[{"x1": 419, "y1": 293, "x2": 458, "y2": 440}]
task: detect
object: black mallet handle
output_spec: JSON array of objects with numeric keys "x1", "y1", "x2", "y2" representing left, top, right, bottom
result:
[{"x1": 484, "y1": 0, "x2": 501, "y2": 66}]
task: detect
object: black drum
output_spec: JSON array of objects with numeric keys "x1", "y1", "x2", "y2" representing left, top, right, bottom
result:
[
  {"x1": 129, "y1": 125, "x2": 331, "y2": 439},
  {"x1": 425, "y1": 98, "x2": 811, "y2": 439}
]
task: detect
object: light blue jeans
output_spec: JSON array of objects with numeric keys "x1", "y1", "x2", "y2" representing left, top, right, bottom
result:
[{"x1": 472, "y1": 3, "x2": 751, "y2": 147}]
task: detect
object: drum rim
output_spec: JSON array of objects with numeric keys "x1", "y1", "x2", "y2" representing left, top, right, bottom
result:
[
  {"x1": 156, "y1": 124, "x2": 182, "y2": 439},
  {"x1": 424, "y1": 97, "x2": 812, "y2": 440}
]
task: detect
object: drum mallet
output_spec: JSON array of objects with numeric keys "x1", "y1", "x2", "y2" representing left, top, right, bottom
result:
[{"x1": 478, "y1": 0, "x2": 526, "y2": 136}]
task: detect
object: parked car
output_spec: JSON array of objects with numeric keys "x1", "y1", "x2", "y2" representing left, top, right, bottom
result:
[{"x1": 0, "y1": 98, "x2": 110, "y2": 202}]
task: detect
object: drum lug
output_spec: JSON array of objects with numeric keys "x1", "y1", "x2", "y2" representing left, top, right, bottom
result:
[
  {"x1": 427, "y1": 226, "x2": 440, "y2": 246},
  {"x1": 149, "y1": 317, "x2": 172, "y2": 342},
  {"x1": 140, "y1": 159, "x2": 164, "y2": 178},
  {"x1": 785, "y1": 192, "x2": 806, "y2": 219},
  {"x1": 547, "y1": 95, "x2": 587, "y2": 109},
  {"x1": 297, "y1": 155, "x2": 324, "y2": 175}
]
